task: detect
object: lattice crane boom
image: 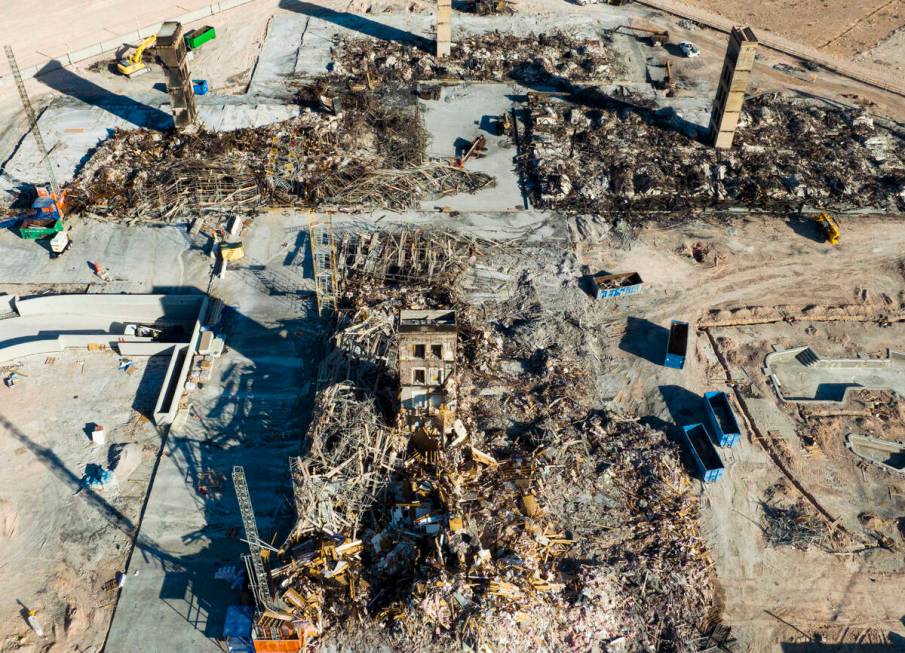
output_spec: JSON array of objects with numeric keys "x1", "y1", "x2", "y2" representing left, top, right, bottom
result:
[
  {"x1": 232, "y1": 466, "x2": 274, "y2": 609},
  {"x1": 4, "y1": 45, "x2": 61, "y2": 201}
]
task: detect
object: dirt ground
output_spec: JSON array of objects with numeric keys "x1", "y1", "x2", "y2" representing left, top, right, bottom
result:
[
  {"x1": 683, "y1": 0, "x2": 905, "y2": 59},
  {"x1": 1, "y1": 0, "x2": 905, "y2": 651},
  {"x1": 0, "y1": 353, "x2": 163, "y2": 652},
  {"x1": 571, "y1": 213, "x2": 905, "y2": 649}
]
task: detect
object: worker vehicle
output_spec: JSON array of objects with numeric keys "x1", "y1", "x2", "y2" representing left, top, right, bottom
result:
[
  {"x1": 615, "y1": 25, "x2": 670, "y2": 47},
  {"x1": 814, "y1": 212, "x2": 841, "y2": 245},
  {"x1": 117, "y1": 34, "x2": 156, "y2": 77},
  {"x1": 49, "y1": 231, "x2": 71, "y2": 257},
  {"x1": 678, "y1": 42, "x2": 700, "y2": 58}
]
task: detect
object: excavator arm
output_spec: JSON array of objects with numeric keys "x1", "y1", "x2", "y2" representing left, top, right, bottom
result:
[
  {"x1": 129, "y1": 35, "x2": 157, "y2": 65},
  {"x1": 117, "y1": 34, "x2": 156, "y2": 77}
]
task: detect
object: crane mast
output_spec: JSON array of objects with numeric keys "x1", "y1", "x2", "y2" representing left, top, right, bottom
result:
[{"x1": 4, "y1": 45, "x2": 63, "y2": 210}]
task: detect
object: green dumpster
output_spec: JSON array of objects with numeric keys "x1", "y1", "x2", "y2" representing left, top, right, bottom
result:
[
  {"x1": 185, "y1": 26, "x2": 216, "y2": 50},
  {"x1": 20, "y1": 218, "x2": 63, "y2": 240}
]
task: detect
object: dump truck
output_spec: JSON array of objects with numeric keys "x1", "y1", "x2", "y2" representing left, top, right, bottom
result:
[
  {"x1": 681, "y1": 423, "x2": 724, "y2": 482},
  {"x1": 664, "y1": 320, "x2": 689, "y2": 369},
  {"x1": 615, "y1": 25, "x2": 670, "y2": 46},
  {"x1": 703, "y1": 391, "x2": 741, "y2": 447}
]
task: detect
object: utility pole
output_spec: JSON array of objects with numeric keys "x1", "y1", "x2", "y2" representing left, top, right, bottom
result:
[
  {"x1": 4, "y1": 45, "x2": 62, "y2": 207},
  {"x1": 232, "y1": 466, "x2": 274, "y2": 610}
]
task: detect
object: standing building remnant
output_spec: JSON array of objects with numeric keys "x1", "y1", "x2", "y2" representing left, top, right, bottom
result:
[
  {"x1": 436, "y1": 0, "x2": 452, "y2": 58},
  {"x1": 708, "y1": 26, "x2": 758, "y2": 149},
  {"x1": 156, "y1": 21, "x2": 198, "y2": 130},
  {"x1": 398, "y1": 309, "x2": 456, "y2": 435}
]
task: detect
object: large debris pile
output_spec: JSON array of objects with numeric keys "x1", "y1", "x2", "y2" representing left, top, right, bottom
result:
[
  {"x1": 331, "y1": 31, "x2": 624, "y2": 86},
  {"x1": 522, "y1": 92, "x2": 905, "y2": 214},
  {"x1": 258, "y1": 228, "x2": 714, "y2": 652},
  {"x1": 67, "y1": 91, "x2": 493, "y2": 220}
]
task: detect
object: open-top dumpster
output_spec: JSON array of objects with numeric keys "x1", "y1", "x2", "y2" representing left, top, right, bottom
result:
[
  {"x1": 664, "y1": 320, "x2": 689, "y2": 369},
  {"x1": 704, "y1": 391, "x2": 741, "y2": 447},
  {"x1": 185, "y1": 25, "x2": 217, "y2": 50},
  {"x1": 681, "y1": 423, "x2": 724, "y2": 482}
]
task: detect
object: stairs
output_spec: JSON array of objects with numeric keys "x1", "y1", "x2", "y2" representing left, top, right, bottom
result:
[{"x1": 795, "y1": 348, "x2": 820, "y2": 367}]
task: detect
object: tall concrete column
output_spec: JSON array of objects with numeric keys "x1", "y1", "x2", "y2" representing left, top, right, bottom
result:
[
  {"x1": 436, "y1": 0, "x2": 452, "y2": 58},
  {"x1": 708, "y1": 26, "x2": 758, "y2": 149},
  {"x1": 156, "y1": 21, "x2": 198, "y2": 131}
]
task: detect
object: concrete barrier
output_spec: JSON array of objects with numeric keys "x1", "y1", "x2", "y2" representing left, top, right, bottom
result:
[
  {"x1": 1, "y1": 293, "x2": 209, "y2": 425},
  {"x1": 0, "y1": 334, "x2": 151, "y2": 364},
  {"x1": 154, "y1": 344, "x2": 191, "y2": 425},
  {"x1": 117, "y1": 342, "x2": 179, "y2": 356},
  {"x1": 152, "y1": 295, "x2": 209, "y2": 425},
  {"x1": 14, "y1": 294, "x2": 204, "y2": 326}
]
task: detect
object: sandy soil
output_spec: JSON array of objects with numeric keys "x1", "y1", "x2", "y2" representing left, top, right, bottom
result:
[
  {"x1": 0, "y1": 352, "x2": 163, "y2": 652},
  {"x1": 682, "y1": 0, "x2": 905, "y2": 59},
  {"x1": 571, "y1": 213, "x2": 905, "y2": 650}
]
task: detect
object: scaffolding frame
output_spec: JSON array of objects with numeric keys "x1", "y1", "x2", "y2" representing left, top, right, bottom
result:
[{"x1": 308, "y1": 209, "x2": 337, "y2": 317}]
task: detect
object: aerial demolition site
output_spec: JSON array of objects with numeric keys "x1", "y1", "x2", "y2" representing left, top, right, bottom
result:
[{"x1": 1, "y1": 1, "x2": 905, "y2": 652}]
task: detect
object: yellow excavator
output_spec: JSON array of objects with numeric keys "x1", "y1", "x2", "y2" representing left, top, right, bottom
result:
[
  {"x1": 814, "y1": 212, "x2": 841, "y2": 245},
  {"x1": 117, "y1": 34, "x2": 156, "y2": 78}
]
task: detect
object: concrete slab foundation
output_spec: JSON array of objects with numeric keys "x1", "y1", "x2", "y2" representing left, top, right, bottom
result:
[{"x1": 766, "y1": 346, "x2": 905, "y2": 402}]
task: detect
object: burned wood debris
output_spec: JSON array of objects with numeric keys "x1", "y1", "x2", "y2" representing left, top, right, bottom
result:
[
  {"x1": 758, "y1": 480, "x2": 835, "y2": 551},
  {"x1": 760, "y1": 500, "x2": 828, "y2": 551},
  {"x1": 253, "y1": 227, "x2": 715, "y2": 651},
  {"x1": 330, "y1": 31, "x2": 624, "y2": 87},
  {"x1": 335, "y1": 228, "x2": 496, "y2": 285},
  {"x1": 522, "y1": 92, "x2": 905, "y2": 214},
  {"x1": 67, "y1": 90, "x2": 493, "y2": 220}
]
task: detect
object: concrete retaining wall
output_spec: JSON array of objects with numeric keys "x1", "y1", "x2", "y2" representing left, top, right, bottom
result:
[
  {"x1": 14, "y1": 294, "x2": 205, "y2": 327},
  {"x1": 153, "y1": 295, "x2": 209, "y2": 425},
  {"x1": 0, "y1": 334, "x2": 153, "y2": 364},
  {"x1": 117, "y1": 342, "x2": 179, "y2": 357}
]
